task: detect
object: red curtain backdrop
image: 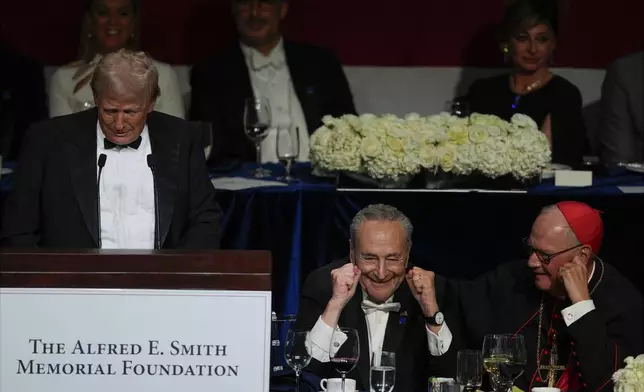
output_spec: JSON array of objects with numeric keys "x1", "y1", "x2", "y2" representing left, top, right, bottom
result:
[{"x1": 2, "y1": 0, "x2": 643, "y2": 67}]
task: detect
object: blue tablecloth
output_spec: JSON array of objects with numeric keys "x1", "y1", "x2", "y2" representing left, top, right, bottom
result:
[{"x1": 1, "y1": 162, "x2": 643, "y2": 316}]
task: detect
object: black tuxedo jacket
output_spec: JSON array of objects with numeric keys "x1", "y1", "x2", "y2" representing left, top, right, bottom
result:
[
  {"x1": 295, "y1": 260, "x2": 458, "y2": 392},
  {"x1": 0, "y1": 108, "x2": 223, "y2": 249},
  {"x1": 189, "y1": 40, "x2": 357, "y2": 164}
]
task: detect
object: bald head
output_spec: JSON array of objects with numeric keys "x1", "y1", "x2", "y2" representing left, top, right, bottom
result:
[{"x1": 537, "y1": 205, "x2": 581, "y2": 247}]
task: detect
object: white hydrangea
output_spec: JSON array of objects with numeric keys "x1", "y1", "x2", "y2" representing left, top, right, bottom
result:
[
  {"x1": 613, "y1": 354, "x2": 644, "y2": 392},
  {"x1": 309, "y1": 111, "x2": 551, "y2": 181}
]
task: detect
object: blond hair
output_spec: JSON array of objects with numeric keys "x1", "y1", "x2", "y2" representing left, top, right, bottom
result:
[{"x1": 90, "y1": 49, "x2": 161, "y2": 103}]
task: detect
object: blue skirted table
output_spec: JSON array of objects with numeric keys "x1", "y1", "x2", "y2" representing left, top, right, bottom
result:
[{"x1": 1, "y1": 163, "x2": 643, "y2": 317}]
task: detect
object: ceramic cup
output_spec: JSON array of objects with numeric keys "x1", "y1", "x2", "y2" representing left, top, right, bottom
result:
[{"x1": 320, "y1": 377, "x2": 357, "y2": 392}]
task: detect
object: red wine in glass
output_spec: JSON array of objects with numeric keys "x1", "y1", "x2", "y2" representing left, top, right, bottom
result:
[{"x1": 331, "y1": 357, "x2": 359, "y2": 374}]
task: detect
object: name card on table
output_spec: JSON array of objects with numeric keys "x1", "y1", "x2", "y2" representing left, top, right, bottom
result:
[
  {"x1": 555, "y1": 170, "x2": 593, "y2": 187},
  {"x1": 0, "y1": 288, "x2": 271, "y2": 392}
]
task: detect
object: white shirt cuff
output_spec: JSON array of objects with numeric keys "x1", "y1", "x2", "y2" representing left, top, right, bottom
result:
[
  {"x1": 426, "y1": 322, "x2": 452, "y2": 356},
  {"x1": 308, "y1": 316, "x2": 347, "y2": 363},
  {"x1": 561, "y1": 300, "x2": 596, "y2": 326}
]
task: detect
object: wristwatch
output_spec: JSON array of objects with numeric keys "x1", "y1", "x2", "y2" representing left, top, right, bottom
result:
[{"x1": 424, "y1": 311, "x2": 444, "y2": 326}]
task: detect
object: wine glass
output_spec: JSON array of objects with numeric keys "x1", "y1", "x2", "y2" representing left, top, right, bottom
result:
[
  {"x1": 371, "y1": 351, "x2": 395, "y2": 392},
  {"x1": 445, "y1": 99, "x2": 470, "y2": 118},
  {"x1": 276, "y1": 125, "x2": 299, "y2": 182},
  {"x1": 329, "y1": 327, "x2": 360, "y2": 392},
  {"x1": 243, "y1": 97, "x2": 272, "y2": 178},
  {"x1": 457, "y1": 350, "x2": 484, "y2": 392},
  {"x1": 482, "y1": 334, "x2": 527, "y2": 392},
  {"x1": 284, "y1": 330, "x2": 312, "y2": 392}
]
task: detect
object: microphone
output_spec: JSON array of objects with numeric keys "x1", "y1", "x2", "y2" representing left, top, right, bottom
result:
[
  {"x1": 96, "y1": 154, "x2": 107, "y2": 249},
  {"x1": 147, "y1": 154, "x2": 161, "y2": 250}
]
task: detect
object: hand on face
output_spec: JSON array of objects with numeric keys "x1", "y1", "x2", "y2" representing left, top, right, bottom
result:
[
  {"x1": 405, "y1": 267, "x2": 438, "y2": 317},
  {"x1": 330, "y1": 263, "x2": 361, "y2": 308},
  {"x1": 559, "y1": 256, "x2": 591, "y2": 304}
]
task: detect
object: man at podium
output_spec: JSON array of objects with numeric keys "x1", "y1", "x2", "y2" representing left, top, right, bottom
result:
[{"x1": 0, "y1": 50, "x2": 223, "y2": 249}]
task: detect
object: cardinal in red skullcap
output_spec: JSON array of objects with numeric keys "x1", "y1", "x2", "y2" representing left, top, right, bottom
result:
[{"x1": 431, "y1": 202, "x2": 643, "y2": 392}]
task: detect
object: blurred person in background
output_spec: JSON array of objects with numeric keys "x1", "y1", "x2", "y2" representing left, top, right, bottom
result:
[
  {"x1": 463, "y1": 0, "x2": 587, "y2": 167},
  {"x1": 598, "y1": 51, "x2": 643, "y2": 165},
  {"x1": 190, "y1": 0, "x2": 356, "y2": 166},
  {"x1": 0, "y1": 41, "x2": 48, "y2": 161},
  {"x1": 48, "y1": 0, "x2": 184, "y2": 119}
]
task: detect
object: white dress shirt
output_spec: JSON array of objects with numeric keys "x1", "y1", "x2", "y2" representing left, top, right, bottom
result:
[
  {"x1": 96, "y1": 123, "x2": 155, "y2": 249},
  {"x1": 308, "y1": 292, "x2": 452, "y2": 364},
  {"x1": 240, "y1": 39, "x2": 310, "y2": 163},
  {"x1": 50, "y1": 56, "x2": 185, "y2": 119}
]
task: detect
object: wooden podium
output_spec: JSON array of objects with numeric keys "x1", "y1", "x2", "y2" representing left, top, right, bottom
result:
[
  {"x1": 0, "y1": 249, "x2": 273, "y2": 392},
  {"x1": 0, "y1": 249, "x2": 271, "y2": 290}
]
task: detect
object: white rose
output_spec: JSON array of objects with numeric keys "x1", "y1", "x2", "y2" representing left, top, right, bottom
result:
[
  {"x1": 511, "y1": 113, "x2": 538, "y2": 129},
  {"x1": 360, "y1": 137, "x2": 382, "y2": 157}
]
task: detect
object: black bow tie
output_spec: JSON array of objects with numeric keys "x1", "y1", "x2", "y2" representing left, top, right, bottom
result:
[{"x1": 104, "y1": 137, "x2": 142, "y2": 150}]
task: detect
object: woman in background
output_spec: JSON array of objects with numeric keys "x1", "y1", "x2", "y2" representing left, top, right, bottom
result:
[
  {"x1": 464, "y1": 0, "x2": 586, "y2": 166},
  {"x1": 49, "y1": 0, "x2": 184, "y2": 118}
]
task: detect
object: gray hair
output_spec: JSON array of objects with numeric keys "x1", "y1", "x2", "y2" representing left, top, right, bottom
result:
[
  {"x1": 90, "y1": 49, "x2": 161, "y2": 103},
  {"x1": 350, "y1": 204, "x2": 413, "y2": 248}
]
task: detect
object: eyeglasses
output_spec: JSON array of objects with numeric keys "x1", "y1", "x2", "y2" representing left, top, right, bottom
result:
[{"x1": 522, "y1": 237, "x2": 583, "y2": 265}]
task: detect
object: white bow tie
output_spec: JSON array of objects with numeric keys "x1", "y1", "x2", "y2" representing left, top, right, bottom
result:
[
  {"x1": 361, "y1": 299, "x2": 401, "y2": 315},
  {"x1": 251, "y1": 52, "x2": 285, "y2": 71}
]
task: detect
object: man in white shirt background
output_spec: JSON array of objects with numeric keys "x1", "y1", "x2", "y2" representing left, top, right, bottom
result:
[
  {"x1": 295, "y1": 204, "x2": 456, "y2": 392},
  {"x1": 190, "y1": 0, "x2": 356, "y2": 166}
]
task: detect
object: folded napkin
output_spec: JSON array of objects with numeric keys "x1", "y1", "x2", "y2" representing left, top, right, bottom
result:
[{"x1": 211, "y1": 177, "x2": 287, "y2": 190}]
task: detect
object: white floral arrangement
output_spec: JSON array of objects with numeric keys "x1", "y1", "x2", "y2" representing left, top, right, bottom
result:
[
  {"x1": 309, "y1": 112, "x2": 551, "y2": 182},
  {"x1": 613, "y1": 354, "x2": 644, "y2": 392}
]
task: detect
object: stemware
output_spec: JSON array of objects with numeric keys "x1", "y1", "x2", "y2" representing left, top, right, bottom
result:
[
  {"x1": 243, "y1": 97, "x2": 272, "y2": 178},
  {"x1": 276, "y1": 125, "x2": 299, "y2": 181},
  {"x1": 370, "y1": 351, "x2": 395, "y2": 392},
  {"x1": 482, "y1": 334, "x2": 527, "y2": 392},
  {"x1": 329, "y1": 327, "x2": 360, "y2": 392},
  {"x1": 284, "y1": 329, "x2": 312, "y2": 392},
  {"x1": 457, "y1": 350, "x2": 484, "y2": 392}
]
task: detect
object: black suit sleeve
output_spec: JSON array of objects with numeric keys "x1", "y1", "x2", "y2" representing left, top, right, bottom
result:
[
  {"x1": 567, "y1": 299, "x2": 644, "y2": 391},
  {"x1": 178, "y1": 123, "x2": 223, "y2": 249},
  {"x1": 550, "y1": 84, "x2": 587, "y2": 166},
  {"x1": 319, "y1": 50, "x2": 357, "y2": 117},
  {"x1": 0, "y1": 123, "x2": 47, "y2": 247}
]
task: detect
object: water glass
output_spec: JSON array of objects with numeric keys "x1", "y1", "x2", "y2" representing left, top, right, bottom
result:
[
  {"x1": 370, "y1": 351, "x2": 395, "y2": 392},
  {"x1": 457, "y1": 350, "x2": 483, "y2": 391},
  {"x1": 276, "y1": 125, "x2": 299, "y2": 181}
]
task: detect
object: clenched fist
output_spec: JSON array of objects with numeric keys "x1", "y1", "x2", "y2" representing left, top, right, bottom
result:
[
  {"x1": 405, "y1": 267, "x2": 438, "y2": 318},
  {"x1": 330, "y1": 263, "x2": 362, "y2": 307}
]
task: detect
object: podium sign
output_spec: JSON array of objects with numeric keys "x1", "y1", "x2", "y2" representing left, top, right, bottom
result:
[{"x1": 0, "y1": 250, "x2": 272, "y2": 392}]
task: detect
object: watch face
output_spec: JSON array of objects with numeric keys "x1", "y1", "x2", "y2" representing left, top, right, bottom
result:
[{"x1": 435, "y1": 312, "x2": 444, "y2": 324}]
